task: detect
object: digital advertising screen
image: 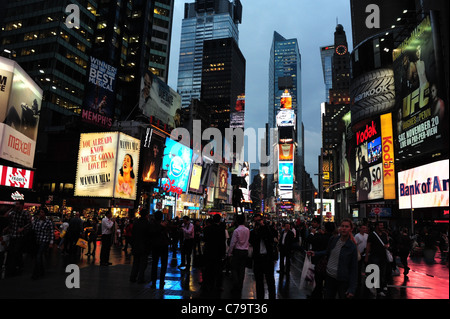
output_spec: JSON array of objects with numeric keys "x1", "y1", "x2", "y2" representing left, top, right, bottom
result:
[
  {"x1": 279, "y1": 143, "x2": 294, "y2": 161},
  {"x1": 398, "y1": 159, "x2": 449, "y2": 209},
  {"x1": 141, "y1": 128, "x2": 164, "y2": 184},
  {"x1": 161, "y1": 137, "x2": 193, "y2": 193},
  {"x1": 278, "y1": 162, "x2": 294, "y2": 187},
  {"x1": 276, "y1": 109, "x2": 295, "y2": 127},
  {"x1": 367, "y1": 137, "x2": 382, "y2": 164},
  {"x1": 280, "y1": 90, "x2": 292, "y2": 109},
  {"x1": 189, "y1": 164, "x2": 202, "y2": 193}
]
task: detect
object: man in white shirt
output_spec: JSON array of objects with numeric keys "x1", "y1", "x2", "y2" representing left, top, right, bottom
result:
[
  {"x1": 100, "y1": 210, "x2": 114, "y2": 266},
  {"x1": 354, "y1": 224, "x2": 368, "y2": 295},
  {"x1": 227, "y1": 214, "x2": 250, "y2": 295}
]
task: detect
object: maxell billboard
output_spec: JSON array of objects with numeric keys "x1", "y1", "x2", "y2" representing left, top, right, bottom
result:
[{"x1": 0, "y1": 57, "x2": 42, "y2": 168}]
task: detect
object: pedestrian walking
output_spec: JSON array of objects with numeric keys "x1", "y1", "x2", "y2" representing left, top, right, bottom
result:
[
  {"x1": 202, "y1": 214, "x2": 226, "y2": 294},
  {"x1": 278, "y1": 222, "x2": 294, "y2": 276},
  {"x1": 5, "y1": 200, "x2": 32, "y2": 277},
  {"x1": 179, "y1": 216, "x2": 194, "y2": 271},
  {"x1": 308, "y1": 218, "x2": 358, "y2": 299},
  {"x1": 66, "y1": 211, "x2": 84, "y2": 264},
  {"x1": 86, "y1": 217, "x2": 99, "y2": 258},
  {"x1": 364, "y1": 221, "x2": 390, "y2": 297},
  {"x1": 227, "y1": 214, "x2": 249, "y2": 296},
  {"x1": 249, "y1": 214, "x2": 277, "y2": 300},
  {"x1": 129, "y1": 209, "x2": 152, "y2": 283},
  {"x1": 100, "y1": 210, "x2": 114, "y2": 266},
  {"x1": 396, "y1": 227, "x2": 412, "y2": 277},
  {"x1": 149, "y1": 210, "x2": 169, "y2": 289},
  {"x1": 354, "y1": 224, "x2": 368, "y2": 296},
  {"x1": 123, "y1": 218, "x2": 133, "y2": 255},
  {"x1": 31, "y1": 207, "x2": 54, "y2": 279},
  {"x1": 58, "y1": 218, "x2": 69, "y2": 253}
]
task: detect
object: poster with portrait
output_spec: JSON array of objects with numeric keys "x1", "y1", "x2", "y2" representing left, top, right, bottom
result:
[
  {"x1": 141, "y1": 128, "x2": 164, "y2": 184},
  {"x1": 393, "y1": 15, "x2": 448, "y2": 157},
  {"x1": 138, "y1": 70, "x2": 182, "y2": 128},
  {"x1": 82, "y1": 57, "x2": 117, "y2": 128},
  {"x1": 114, "y1": 134, "x2": 141, "y2": 200},
  {"x1": 74, "y1": 132, "x2": 140, "y2": 200}
]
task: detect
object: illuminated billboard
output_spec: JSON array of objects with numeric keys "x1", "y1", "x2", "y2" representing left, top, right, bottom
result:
[
  {"x1": 279, "y1": 144, "x2": 294, "y2": 161},
  {"x1": 189, "y1": 164, "x2": 203, "y2": 193},
  {"x1": 280, "y1": 90, "x2": 292, "y2": 109},
  {"x1": 0, "y1": 57, "x2": 42, "y2": 168},
  {"x1": 278, "y1": 162, "x2": 294, "y2": 187},
  {"x1": 81, "y1": 57, "x2": 116, "y2": 128},
  {"x1": 276, "y1": 109, "x2": 295, "y2": 127},
  {"x1": 74, "y1": 132, "x2": 141, "y2": 200},
  {"x1": 216, "y1": 165, "x2": 228, "y2": 200},
  {"x1": 0, "y1": 165, "x2": 34, "y2": 189},
  {"x1": 393, "y1": 15, "x2": 448, "y2": 157},
  {"x1": 141, "y1": 128, "x2": 164, "y2": 183},
  {"x1": 161, "y1": 138, "x2": 192, "y2": 193},
  {"x1": 139, "y1": 70, "x2": 182, "y2": 128},
  {"x1": 230, "y1": 94, "x2": 245, "y2": 129},
  {"x1": 398, "y1": 159, "x2": 449, "y2": 209}
]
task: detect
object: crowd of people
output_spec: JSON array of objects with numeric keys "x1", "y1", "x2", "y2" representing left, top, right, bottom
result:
[{"x1": 0, "y1": 200, "x2": 448, "y2": 300}]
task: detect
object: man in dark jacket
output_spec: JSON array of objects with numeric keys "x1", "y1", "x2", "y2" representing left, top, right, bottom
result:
[
  {"x1": 129, "y1": 209, "x2": 152, "y2": 283},
  {"x1": 149, "y1": 210, "x2": 170, "y2": 289},
  {"x1": 278, "y1": 222, "x2": 294, "y2": 276},
  {"x1": 249, "y1": 214, "x2": 277, "y2": 299},
  {"x1": 202, "y1": 214, "x2": 226, "y2": 294}
]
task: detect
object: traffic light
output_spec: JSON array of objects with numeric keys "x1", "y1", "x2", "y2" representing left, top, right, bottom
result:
[{"x1": 314, "y1": 191, "x2": 318, "y2": 198}]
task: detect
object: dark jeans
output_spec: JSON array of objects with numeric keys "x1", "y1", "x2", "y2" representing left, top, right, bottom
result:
[
  {"x1": 32, "y1": 242, "x2": 49, "y2": 278},
  {"x1": 130, "y1": 253, "x2": 149, "y2": 283},
  {"x1": 181, "y1": 238, "x2": 194, "y2": 268},
  {"x1": 398, "y1": 252, "x2": 410, "y2": 275},
  {"x1": 325, "y1": 275, "x2": 350, "y2": 299},
  {"x1": 100, "y1": 234, "x2": 112, "y2": 264},
  {"x1": 369, "y1": 254, "x2": 388, "y2": 291},
  {"x1": 87, "y1": 238, "x2": 97, "y2": 256},
  {"x1": 231, "y1": 249, "x2": 248, "y2": 293},
  {"x1": 203, "y1": 256, "x2": 224, "y2": 291},
  {"x1": 151, "y1": 246, "x2": 168, "y2": 286},
  {"x1": 5, "y1": 237, "x2": 25, "y2": 277},
  {"x1": 279, "y1": 248, "x2": 291, "y2": 273},
  {"x1": 253, "y1": 254, "x2": 276, "y2": 299}
]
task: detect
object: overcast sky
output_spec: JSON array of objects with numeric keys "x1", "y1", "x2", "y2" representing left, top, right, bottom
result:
[{"x1": 168, "y1": 0, "x2": 354, "y2": 188}]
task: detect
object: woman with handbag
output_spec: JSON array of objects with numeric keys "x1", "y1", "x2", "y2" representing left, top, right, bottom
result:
[{"x1": 307, "y1": 219, "x2": 358, "y2": 299}]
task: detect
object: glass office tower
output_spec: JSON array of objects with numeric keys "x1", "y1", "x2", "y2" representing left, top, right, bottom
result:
[
  {"x1": 320, "y1": 45, "x2": 334, "y2": 103},
  {"x1": 177, "y1": 0, "x2": 242, "y2": 108},
  {"x1": 268, "y1": 31, "x2": 303, "y2": 197}
]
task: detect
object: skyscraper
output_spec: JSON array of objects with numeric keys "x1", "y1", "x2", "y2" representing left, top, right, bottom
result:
[
  {"x1": 268, "y1": 31, "x2": 303, "y2": 201},
  {"x1": 320, "y1": 45, "x2": 334, "y2": 103},
  {"x1": 201, "y1": 37, "x2": 245, "y2": 133},
  {"x1": 177, "y1": 0, "x2": 242, "y2": 109}
]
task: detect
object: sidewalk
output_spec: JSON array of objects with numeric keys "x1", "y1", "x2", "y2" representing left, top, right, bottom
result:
[
  {"x1": 0, "y1": 243, "x2": 307, "y2": 299},
  {"x1": 0, "y1": 243, "x2": 447, "y2": 299}
]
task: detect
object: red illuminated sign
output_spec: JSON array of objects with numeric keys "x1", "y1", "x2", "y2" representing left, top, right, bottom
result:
[
  {"x1": 356, "y1": 121, "x2": 377, "y2": 145},
  {"x1": 162, "y1": 178, "x2": 183, "y2": 196}
]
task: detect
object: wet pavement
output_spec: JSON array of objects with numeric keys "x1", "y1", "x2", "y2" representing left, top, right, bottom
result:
[{"x1": 0, "y1": 241, "x2": 448, "y2": 300}]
